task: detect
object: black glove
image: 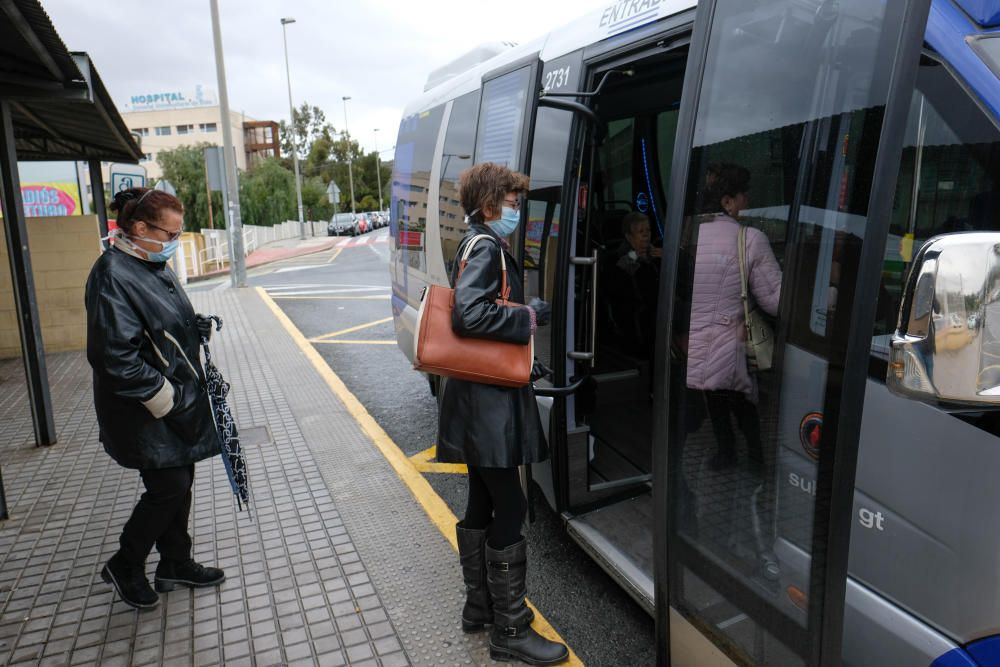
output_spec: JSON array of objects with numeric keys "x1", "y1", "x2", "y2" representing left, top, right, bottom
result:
[
  {"x1": 527, "y1": 297, "x2": 551, "y2": 328},
  {"x1": 531, "y1": 359, "x2": 553, "y2": 382},
  {"x1": 196, "y1": 314, "x2": 221, "y2": 342}
]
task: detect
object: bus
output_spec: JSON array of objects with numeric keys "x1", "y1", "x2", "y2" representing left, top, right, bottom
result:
[{"x1": 388, "y1": 0, "x2": 1000, "y2": 664}]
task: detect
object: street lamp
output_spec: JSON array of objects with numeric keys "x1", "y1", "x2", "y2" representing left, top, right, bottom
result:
[
  {"x1": 281, "y1": 17, "x2": 307, "y2": 239},
  {"x1": 342, "y1": 96, "x2": 356, "y2": 214},
  {"x1": 373, "y1": 128, "x2": 384, "y2": 213}
]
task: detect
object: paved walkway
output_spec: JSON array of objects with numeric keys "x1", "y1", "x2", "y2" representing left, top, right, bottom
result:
[
  {"x1": 191, "y1": 237, "x2": 341, "y2": 282},
  {"x1": 0, "y1": 287, "x2": 513, "y2": 666}
]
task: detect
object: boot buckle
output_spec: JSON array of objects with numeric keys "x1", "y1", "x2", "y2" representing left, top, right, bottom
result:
[
  {"x1": 488, "y1": 560, "x2": 510, "y2": 572},
  {"x1": 503, "y1": 626, "x2": 519, "y2": 637}
]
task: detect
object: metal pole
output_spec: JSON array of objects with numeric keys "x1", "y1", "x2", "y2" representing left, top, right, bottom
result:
[
  {"x1": 342, "y1": 96, "x2": 356, "y2": 213},
  {"x1": 281, "y1": 18, "x2": 306, "y2": 240},
  {"x1": 373, "y1": 128, "x2": 384, "y2": 213},
  {"x1": 0, "y1": 465, "x2": 7, "y2": 520},
  {"x1": 210, "y1": 0, "x2": 247, "y2": 288},
  {"x1": 0, "y1": 101, "x2": 56, "y2": 447},
  {"x1": 88, "y1": 160, "x2": 110, "y2": 249}
]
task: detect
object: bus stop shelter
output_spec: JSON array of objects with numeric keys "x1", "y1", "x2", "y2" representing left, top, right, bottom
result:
[{"x1": 0, "y1": 0, "x2": 143, "y2": 518}]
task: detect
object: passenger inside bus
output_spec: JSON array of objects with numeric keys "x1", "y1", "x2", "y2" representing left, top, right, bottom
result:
[{"x1": 603, "y1": 212, "x2": 661, "y2": 361}]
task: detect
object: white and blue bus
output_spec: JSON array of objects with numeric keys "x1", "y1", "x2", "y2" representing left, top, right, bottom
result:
[{"x1": 389, "y1": 1, "x2": 1000, "y2": 664}]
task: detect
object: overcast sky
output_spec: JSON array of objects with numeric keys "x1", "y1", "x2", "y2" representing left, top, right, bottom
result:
[{"x1": 41, "y1": 0, "x2": 610, "y2": 156}]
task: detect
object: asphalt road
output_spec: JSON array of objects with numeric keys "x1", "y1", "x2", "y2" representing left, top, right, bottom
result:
[{"x1": 192, "y1": 228, "x2": 655, "y2": 666}]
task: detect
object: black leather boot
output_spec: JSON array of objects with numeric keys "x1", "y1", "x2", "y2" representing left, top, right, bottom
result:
[
  {"x1": 457, "y1": 523, "x2": 492, "y2": 632},
  {"x1": 486, "y1": 540, "x2": 568, "y2": 665},
  {"x1": 101, "y1": 553, "x2": 159, "y2": 609},
  {"x1": 154, "y1": 558, "x2": 226, "y2": 592}
]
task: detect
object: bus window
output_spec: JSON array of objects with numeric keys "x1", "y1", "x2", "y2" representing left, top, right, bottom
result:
[
  {"x1": 439, "y1": 91, "x2": 480, "y2": 274},
  {"x1": 475, "y1": 66, "x2": 532, "y2": 168},
  {"x1": 874, "y1": 56, "x2": 1000, "y2": 343},
  {"x1": 523, "y1": 104, "x2": 573, "y2": 370},
  {"x1": 392, "y1": 106, "x2": 444, "y2": 272}
]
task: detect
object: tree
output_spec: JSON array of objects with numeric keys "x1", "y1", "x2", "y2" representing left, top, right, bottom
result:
[
  {"x1": 156, "y1": 143, "x2": 222, "y2": 231},
  {"x1": 279, "y1": 102, "x2": 333, "y2": 160},
  {"x1": 239, "y1": 158, "x2": 297, "y2": 227}
]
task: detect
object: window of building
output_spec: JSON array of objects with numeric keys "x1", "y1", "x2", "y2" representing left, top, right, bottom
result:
[
  {"x1": 140, "y1": 153, "x2": 153, "y2": 162},
  {"x1": 200, "y1": 123, "x2": 218, "y2": 133},
  {"x1": 176, "y1": 124, "x2": 194, "y2": 135},
  {"x1": 155, "y1": 126, "x2": 171, "y2": 136},
  {"x1": 132, "y1": 127, "x2": 149, "y2": 137}
]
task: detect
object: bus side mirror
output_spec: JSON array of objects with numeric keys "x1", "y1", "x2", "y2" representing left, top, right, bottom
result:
[{"x1": 888, "y1": 233, "x2": 1000, "y2": 406}]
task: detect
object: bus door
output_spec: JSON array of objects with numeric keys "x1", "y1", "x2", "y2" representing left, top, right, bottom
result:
[{"x1": 657, "y1": 1, "x2": 931, "y2": 665}]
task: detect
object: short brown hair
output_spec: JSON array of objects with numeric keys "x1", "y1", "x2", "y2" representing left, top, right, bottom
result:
[
  {"x1": 109, "y1": 187, "x2": 184, "y2": 233},
  {"x1": 459, "y1": 162, "x2": 529, "y2": 224}
]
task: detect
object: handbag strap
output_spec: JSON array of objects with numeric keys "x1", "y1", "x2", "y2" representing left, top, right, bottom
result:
[
  {"x1": 737, "y1": 226, "x2": 752, "y2": 332},
  {"x1": 457, "y1": 233, "x2": 511, "y2": 302}
]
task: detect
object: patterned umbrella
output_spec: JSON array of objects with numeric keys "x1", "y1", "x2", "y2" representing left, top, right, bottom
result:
[{"x1": 201, "y1": 317, "x2": 252, "y2": 515}]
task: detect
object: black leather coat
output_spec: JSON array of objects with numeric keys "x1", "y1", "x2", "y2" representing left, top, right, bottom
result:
[
  {"x1": 85, "y1": 247, "x2": 219, "y2": 470},
  {"x1": 436, "y1": 225, "x2": 549, "y2": 468}
]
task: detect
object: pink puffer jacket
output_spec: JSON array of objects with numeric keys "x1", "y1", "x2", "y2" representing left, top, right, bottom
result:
[{"x1": 685, "y1": 215, "x2": 782, "y2": 396}]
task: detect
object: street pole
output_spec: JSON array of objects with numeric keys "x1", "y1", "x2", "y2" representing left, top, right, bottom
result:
[
  {"x1": 342, "y1": 96, "x2": 356, "y2": 214},
  {"x1": 282, "y1": 17, "x2": 306, "y2": 240},
  {"x1": 373, "y1": 128, "x2": 384, "y2": 213},
  {"x1": 210, "y1": 0, "x2": 246, "y2": 288}
]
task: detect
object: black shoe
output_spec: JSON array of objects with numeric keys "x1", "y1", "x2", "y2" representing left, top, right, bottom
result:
[
  {"x1": 486, "y1": 540, "x2": 568, "y2": 666},
  {"x1": 101, "y1": 554, "x2": 159, "y2": 610},
  {"x1": 154, "y1": 559, "x2": 226, "y2": 592}
]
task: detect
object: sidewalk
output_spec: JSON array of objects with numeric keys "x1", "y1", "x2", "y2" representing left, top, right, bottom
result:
[
  {"x1": 190, "y1": 236, "x2": 340, "y2": 283},
  {"x1": 0, "y1": 287, "x2": 511, "y2": 666}
]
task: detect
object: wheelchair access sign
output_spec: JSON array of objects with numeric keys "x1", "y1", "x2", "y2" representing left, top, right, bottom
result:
[{"x1": 110, "y1": 164, "x2": 147, "y2": 193}]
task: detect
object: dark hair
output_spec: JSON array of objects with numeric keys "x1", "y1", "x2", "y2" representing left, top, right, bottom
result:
[
  {"x1": 459, "y1": 162, "x2": 529, "y2": 224},
  {"x1": 699, "y1": 163, "x2": 750, "y2": 214},
  {"x1": 109, "y1": 187, "x2": 184, "y2": 233},
  {"x1": 621, "y1": 212, "x2": 649, "y2": 236}
]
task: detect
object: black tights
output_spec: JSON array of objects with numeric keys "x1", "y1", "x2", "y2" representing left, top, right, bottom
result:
[{"x1": 463, "y1": 465, "x2": 526, "y2": 549}]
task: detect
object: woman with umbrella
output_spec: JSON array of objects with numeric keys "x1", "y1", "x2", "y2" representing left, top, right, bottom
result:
[{"x1": 85, "y1": 187, "x2": 226, "y2": 609}]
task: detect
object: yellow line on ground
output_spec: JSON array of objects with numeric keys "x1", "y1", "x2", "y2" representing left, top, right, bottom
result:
[
  {"x1": 414, "y1": 461, "x2": 469, "y2": 474},
  {"x1": 326, "y1": 247, "x2": 343, "y2": 264},
  {"x1": 309, "y1": 340, "x2": 396, "y2": 345},
  {"x1": 271, "y1": 295, "x2": 390, "y2": 300},
  {"x1": 313, "y1": 316, "x2": 393, "y2": 341},
  {"x1": 256, "y1": 287, "x2": 581, "y2": 665},
  {"x1": 410, "y1": 446, "x2": 436, "y2": 464}
]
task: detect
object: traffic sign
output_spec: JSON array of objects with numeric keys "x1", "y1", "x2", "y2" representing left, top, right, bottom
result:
[
  {"x1": 109, "y1": 163, "x2": 147, "y2": 193},
  {"x1": 327, "y1": 181, "x2": 341, "y2": 203},
  {"x1": 154, "y1": 179, "x2": 177, "y2": 196}
]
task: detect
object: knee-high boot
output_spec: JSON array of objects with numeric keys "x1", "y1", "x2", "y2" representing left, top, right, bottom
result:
[
  {"x1": 457, "y1": 522, "x2": 492, "y2": 632},
  {"x1": 486, "y1": 539, "x2": 568, "y2": 665}
]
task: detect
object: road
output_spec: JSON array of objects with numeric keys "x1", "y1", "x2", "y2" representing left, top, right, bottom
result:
[{"x1": 191, "y1": 228, "x2": 655, "y2": 666}]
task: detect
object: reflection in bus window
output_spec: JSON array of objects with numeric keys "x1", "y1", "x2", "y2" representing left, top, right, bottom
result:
[
  {"x1": 875, "y1": 57, "x2": 1000, "y2": 341},
  {"x1": 439, "y1": 91, "x2": 479, "y2": 273},
  {"x1": 392, "y1": 106, "x2": 444, "y2": 273},
  {"x1": 475, "y1": 66, "x2": 532, "y2": 168}
]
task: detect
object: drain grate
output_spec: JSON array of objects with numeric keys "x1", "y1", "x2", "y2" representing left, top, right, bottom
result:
[{"x1": 239, "y1": 425, "x2": 272, "y2": 447}]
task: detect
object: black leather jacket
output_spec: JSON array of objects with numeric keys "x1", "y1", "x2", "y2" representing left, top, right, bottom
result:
[
  {"x1": 436, "y1": 225, "x2": 549, "y2": 468},
  {"x1": 85, "y1": 247, "x2": 218, "y2": 469}
]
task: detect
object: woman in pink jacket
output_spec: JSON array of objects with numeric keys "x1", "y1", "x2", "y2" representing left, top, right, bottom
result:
[{"x1": 685, "y1": 164, "x2": 782, "y2": 472}]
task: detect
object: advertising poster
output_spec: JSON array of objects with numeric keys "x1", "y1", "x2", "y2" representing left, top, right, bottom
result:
[{"x1": 0, "y1": 161, "x2": 83, "y2": 218}]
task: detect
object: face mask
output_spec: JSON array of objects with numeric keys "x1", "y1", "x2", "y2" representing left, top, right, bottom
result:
[
  {"x1": 135, "y1": 236, "x2": 179, "y2": 262},
  {"x1": 488, "y1": 206, "x2": 521, "y2": 237}
]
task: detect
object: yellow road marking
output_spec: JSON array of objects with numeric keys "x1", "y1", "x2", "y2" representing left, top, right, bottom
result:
[
  {"x1": 257, "y1": 287, "x2": 580, "y2": 665},
  {"x1": 271, "y1": 295, "x2": 390, "y2": 300},
  {"x1": 326, "y1": 247, "x2": 343, "y2": 264},
  {"x1": 409, "y1": 446, "x2": 467, "y2": 474},
  {"x1": 309, "y1": 340, "x2": 396, "y2": 345},
  {"x1": 313, "y1": 316, "x2": 393, "y2": 341}
]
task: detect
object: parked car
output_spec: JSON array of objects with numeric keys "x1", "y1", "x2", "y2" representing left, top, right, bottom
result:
[
  {"x1": 356, "y1": 214, "x2": 370, "y2": 234},
  {"x1": 328, "y1": 212, "x2": 358, "y2": 236}
]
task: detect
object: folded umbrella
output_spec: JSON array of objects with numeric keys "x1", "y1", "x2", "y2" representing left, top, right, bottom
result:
[{"x1": 200, "y1": 316, "x2": 252, "y2": 515}]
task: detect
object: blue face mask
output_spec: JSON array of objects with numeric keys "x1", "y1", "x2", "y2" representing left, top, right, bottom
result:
[
  {"x1": 488, "y1": 206, "x2": 521, "y2": 237},
  {"x1": 138, "y1": 237, "x2": 180, "y2": 262}
]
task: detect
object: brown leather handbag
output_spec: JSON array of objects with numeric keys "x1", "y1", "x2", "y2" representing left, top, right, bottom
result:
[{"x1": 413, "y1": 234, "x2": 533, "y2": 387}]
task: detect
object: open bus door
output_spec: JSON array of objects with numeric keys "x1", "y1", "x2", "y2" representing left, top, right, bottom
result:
[{"x1": 655, "y1": 1, "x2": 931, "y2": 665}]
